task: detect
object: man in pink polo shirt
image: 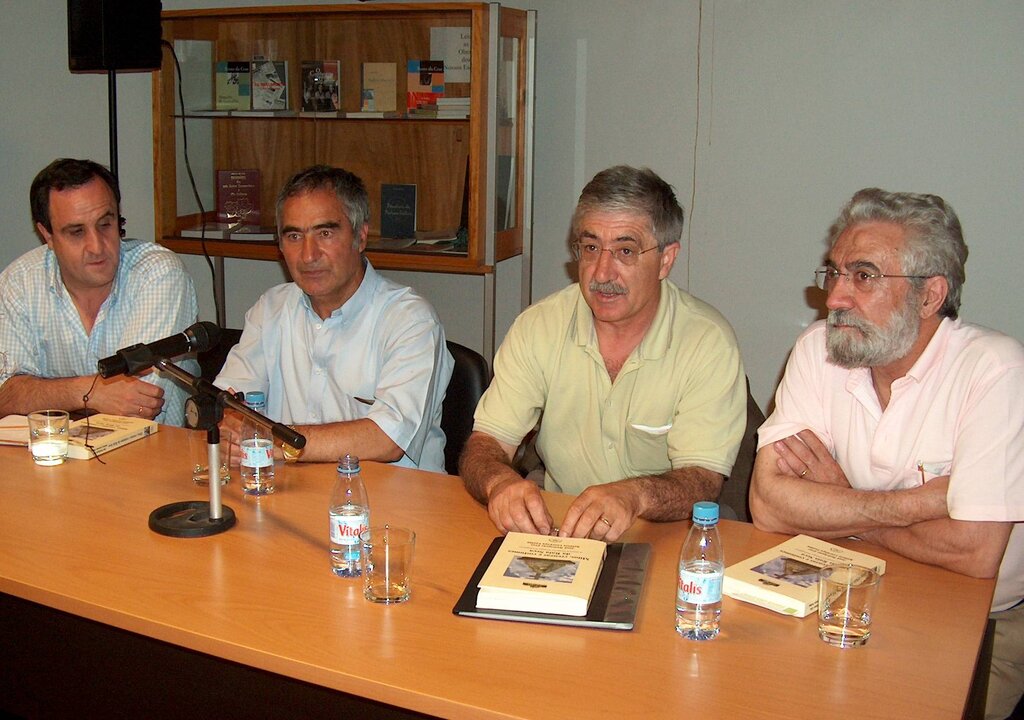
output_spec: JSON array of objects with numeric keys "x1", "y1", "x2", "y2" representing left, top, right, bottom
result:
[{"x1": 750, "y1": 188, "x2": 1023, "y2": 719}]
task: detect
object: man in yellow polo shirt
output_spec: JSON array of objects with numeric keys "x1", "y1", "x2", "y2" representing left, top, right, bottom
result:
[{"x1": 460, "y1": 166, "x2": 746, "y2": 542}]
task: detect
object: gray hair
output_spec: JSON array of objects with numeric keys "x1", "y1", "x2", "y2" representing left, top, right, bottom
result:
[
  {"x1": 827, "y1": 187, "x2": 968, "y2": 318},
  {"x1": 571, "y1": 166, "x2": 685, "y2": 251},
  {"x1": 276, "y1": 165, "x2": 369, "y2": 246}
]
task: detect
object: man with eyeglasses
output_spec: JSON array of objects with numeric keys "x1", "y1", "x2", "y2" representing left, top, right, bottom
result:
[
  {"x1": 750, "y1": 188, "x2": 1024, "y2": 719},
  {"x1": 461, "y1": 166, "x2": 746, "y2": 542}
]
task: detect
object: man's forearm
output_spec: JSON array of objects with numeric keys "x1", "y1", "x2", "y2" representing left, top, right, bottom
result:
[
  {"x1": 630, "y1": 466, "x2": 723, "y2": 522},
  {"x1": 860, "y1": 519, "x2": 1012, "y2": 578},
  {"x1": 459, "y1": 432, "x2": 520, "y2": 504},
  {"x1": 294, "y1": 418, "x2": 404, "y2": 464},
  {"x1": 0, "y1": 375, "x2": 91, "y2": 416}
]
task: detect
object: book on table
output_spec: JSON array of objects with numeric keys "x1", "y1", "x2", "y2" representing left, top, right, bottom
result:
[
  {"x1": 454, "y1": 532, "x2": 650, "y2": 630},
  {"x1": 0, "y1": 414, "x2": 158, "y2": 459},
  {"x1": 723, "y1": 534, "x2": 887, "y2": 617}
]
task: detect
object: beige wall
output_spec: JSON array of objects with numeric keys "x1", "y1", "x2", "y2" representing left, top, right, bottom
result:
[{"x1": 2, "y1": 0, "x2": 1022, "y2": 408}]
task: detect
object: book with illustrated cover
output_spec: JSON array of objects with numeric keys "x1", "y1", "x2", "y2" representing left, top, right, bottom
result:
[
  {"x1": 406, "y1": 59, "x2": 444, "y2": 111},
  {"x1": 454, "y1": 535, "x2": 649, "y2": 630},
  {"x1": 216, "y1": 169, "x2": 261, "y2": 225},
  {"x1": 476, "y1": 532, "x2": 606, "y2": 616},
  {"x1": 215, "y1": 60, "x2": 251, "y2": 111},
  {"x1": 723, "y1": 534, "x2": 887, "y2": 617},
  {"x1": 380, "y1": 184, "x2": 417, "y2": 239},
  {"x1": 300, "y1": 60, "x2": 340, "y2": 114},
  {"x1": 251, "y1": 58, "x2": 288, "y2": 110},
  {"x1": 66, "y1": 414, "x2": 159, "y2": 460},
  {"x1": 361, "y1": 62, "x2": 397, "y2": 112}
]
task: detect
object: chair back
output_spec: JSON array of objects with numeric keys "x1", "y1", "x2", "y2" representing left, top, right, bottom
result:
[
  {"x1": 198, "y1": 327, "x2": 243, "y2": 383},
  {"x1": 441, "y1": 341, "x2": 490, "y2": 475},
  {"x1": 718, "y1": 377, "x2": 765, "y2": 522}
]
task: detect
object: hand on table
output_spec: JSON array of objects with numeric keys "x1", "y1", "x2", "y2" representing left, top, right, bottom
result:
[
  {"x1": 486, "y1": 476, "x2": 554, "y2": 536},
  {"x1": 559, "y1": 482, "x2": 640, "y2": 543}
]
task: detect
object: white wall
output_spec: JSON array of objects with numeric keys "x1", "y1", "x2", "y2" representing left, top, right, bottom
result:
[{"x1": 2, "y1": 1, "x2": 1021, "y2": 409}]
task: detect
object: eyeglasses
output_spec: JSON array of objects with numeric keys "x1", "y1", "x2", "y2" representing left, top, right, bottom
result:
[
  {"x1": 572, "y1": 241, "x2": 660, "y2": 266},
  {"x1": 814, "y1": 267, "x2": 934, "y2": 293}
]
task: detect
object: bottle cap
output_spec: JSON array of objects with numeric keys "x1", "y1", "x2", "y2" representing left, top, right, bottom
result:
[
  {"x1": 692, "y1": 501, "x2": 719, "y2": 524},
  {"x1": 244, "y1": 390, "x2": 267, "y2": 407},
  {"x1": 338, "y1": 453, "x2": 361, "y2": 473}
]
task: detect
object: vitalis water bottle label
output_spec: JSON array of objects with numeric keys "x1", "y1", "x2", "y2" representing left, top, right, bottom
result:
[
  {"x1": 330, "y1": 512, "x2": 368, "y2": 545},
  {"x1": 242, "y1": 440, "x2": 273, "y2": 468},
  {"x1": 678, "y1": 568, "x2": 723, "y2": 604}
]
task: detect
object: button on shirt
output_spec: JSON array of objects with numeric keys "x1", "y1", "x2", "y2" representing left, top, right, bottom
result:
[
  {"x1": 0, "y1": 240, "x2": 199, "y2": 426},
  {"x1": 473, "y1": 281, "x2": 746, "y2": 495},
  {"x1": 215, "y1": 262, "x2": 453, "y2": 472},
  {"x1": 758, "y1": 318, "x2": 1024, "y2": 611}
]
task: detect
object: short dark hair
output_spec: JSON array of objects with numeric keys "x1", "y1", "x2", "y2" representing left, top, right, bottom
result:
[
  {"x1": 827, "y1": 187, "x2": 968, "y2": 319},
  {"x1": 571, "y1": 165, "x2": 685, "y2": 251},
  {"x1": 30, "y1": 158, "x2": 120, "y2": 233},
  {"x1": 276, "y1": 165, "x2": 369, "y2": 243}
]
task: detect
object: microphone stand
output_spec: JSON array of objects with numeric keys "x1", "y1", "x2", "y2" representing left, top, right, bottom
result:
[{"x1": 147, "y1": 358, "x2": 306, "y2": 539}]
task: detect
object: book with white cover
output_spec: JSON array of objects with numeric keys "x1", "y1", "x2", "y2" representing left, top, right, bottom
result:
[
  {"x1": 476, "y1": 532, "x2": 606, "y2": 616},
  {"x1": 723, "y1": 534, "x2": 886, "y2": 617}
]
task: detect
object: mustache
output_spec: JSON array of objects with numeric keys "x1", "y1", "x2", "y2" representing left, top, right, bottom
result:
[
  {"x1": 589, "y1": 280, "x2": 627, "y2": 296},
  {"x1": 827, "y1": 309, "x2": 872, "y2": 333}
]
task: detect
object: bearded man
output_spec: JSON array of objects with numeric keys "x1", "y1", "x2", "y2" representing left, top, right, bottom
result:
[{"x1": 749, "y1": 188, "x2": 1024, "y2": 720}]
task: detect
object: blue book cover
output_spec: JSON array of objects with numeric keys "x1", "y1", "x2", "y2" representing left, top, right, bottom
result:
[{"x1": 380, "y1": 184, "x2": 417, "y2": 239}]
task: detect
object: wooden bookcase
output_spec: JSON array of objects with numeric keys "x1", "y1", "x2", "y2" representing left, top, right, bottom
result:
[{"x1": 152, "y1": 2, "x2": 535, "y2": 293}]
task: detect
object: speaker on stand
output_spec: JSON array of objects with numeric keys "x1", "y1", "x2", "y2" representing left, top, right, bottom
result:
[{"x1": 67, "y1": 0, "x2": 163, "y2": 179}]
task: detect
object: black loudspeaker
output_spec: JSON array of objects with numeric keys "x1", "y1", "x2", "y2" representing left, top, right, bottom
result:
[{"x1": 67, "y1": 0, "x2": 162, "y2": 73}]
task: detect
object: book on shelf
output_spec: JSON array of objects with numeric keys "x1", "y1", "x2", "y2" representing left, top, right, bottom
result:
[
  {"x1": 406, "y1": 59, "x2": 445, "y2": 111},
  {"x1": 230, "y1": 109, "x2": 297, "y2": 118},
  {"x1": 345, "y1": 111, "x2": 401, "y2": 119},
  {"x1": 227, "y1": 224, "x2": 276, "y2": 242},
  {"x1": 361, "y1": 62, "x2": 397, "y2": 112},
  {"x1": 380, "y1": 184, "x2": 417, "y2": 239},
  {"x1": 429, "y1": 26, "x2": 472, "y2": 83},
  {"x1": 300, "y1": 60, "x2": 340, "y2": 114},
  {"x1": 215, "y1": 169, "x2": 261, "y2": 225},
  {"x1": 180, "y1": 221, "x2": 275, "y2": 241},
  {"x1": 475, "y1": 532, "x2": 607, "y2": 617},
  {"x1": 251, "y1": 58, "x2": 288, "y2": 110},
  {"x1": 215, "y1": 60, "x2": 251, "y2": 111},
  {"x1": 723, "y1": 534, "x2": 887, "y2": 617},
  {"x1": 179, "y1": 221, "x2": 240, "y2": 239},
  {"x1": 67, "y1": 414, "x2": 159, "y2": 460}
]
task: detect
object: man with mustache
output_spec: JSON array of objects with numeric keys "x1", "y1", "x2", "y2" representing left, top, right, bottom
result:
[
  {"x1": 215, "y1": 165, "x2": 453, "y2": 471},
  {"x1": 749, "y1": 188, "x2": 1023, "y2": 719},
  {"x1": 461, "y1": 166, "x2": 746, "y2": 541}
]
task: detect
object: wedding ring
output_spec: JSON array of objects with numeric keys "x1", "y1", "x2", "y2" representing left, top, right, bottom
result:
[
  {"x1": 600, "y1": 516, "x2": 613, "y2": 527},
  {"x1": 799, "y1": 468, "x2": 808, "y2": 478}
]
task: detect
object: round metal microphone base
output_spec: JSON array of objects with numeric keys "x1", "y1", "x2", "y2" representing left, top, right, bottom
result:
[{"x1": 149, "y1": 501, "x2": 236, "y2": 538}]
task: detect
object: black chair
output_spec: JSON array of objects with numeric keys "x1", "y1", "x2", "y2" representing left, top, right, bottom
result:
[
  {"x1": 718, "y1": 378, "x2": 766, "y2": 523},
  {"x1": 440, "y1": 341, "x2": 490, "y2": 475},
  {"x1": 198, "y1": 327, "x2": 243, "y2": 383}
]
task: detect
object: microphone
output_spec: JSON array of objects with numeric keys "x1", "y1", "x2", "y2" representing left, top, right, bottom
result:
[{"x1": 98, "y1": 321, "x2": 222, "y2": 378}]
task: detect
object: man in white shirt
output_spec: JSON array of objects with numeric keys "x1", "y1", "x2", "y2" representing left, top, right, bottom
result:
[
  {"x1": 0, "y1": 158, "x2": 198, "y2": 425},
  {"x1": 216, "y1": 165, "x2": 453, "y2": 472}
]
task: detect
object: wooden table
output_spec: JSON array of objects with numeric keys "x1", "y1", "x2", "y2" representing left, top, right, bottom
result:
[{"x1": 0, "y1": 427, "x2": 994, "y2": 719}]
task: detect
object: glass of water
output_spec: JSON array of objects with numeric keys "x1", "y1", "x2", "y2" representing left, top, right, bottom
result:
[{"x1": 27, "y1": 410, "x2": 70, "y2": 466}]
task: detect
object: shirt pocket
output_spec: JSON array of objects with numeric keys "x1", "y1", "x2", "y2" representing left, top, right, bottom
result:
[{"x1": 624, "y1": 421, "x2": 672, "y2": 475}]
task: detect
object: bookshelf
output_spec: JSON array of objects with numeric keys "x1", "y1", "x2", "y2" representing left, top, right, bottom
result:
[{"x1": 152, "y1": 3, "x2": 535, "y2": 352}]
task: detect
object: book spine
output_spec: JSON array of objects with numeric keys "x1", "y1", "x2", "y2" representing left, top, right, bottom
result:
[{"x1": 67, "y1": 426, "x2": 157, "y2": 460}]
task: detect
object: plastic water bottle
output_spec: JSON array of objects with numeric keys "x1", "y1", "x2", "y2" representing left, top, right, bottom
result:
[
  {"x1": 329, "y1": 454, "x2": 370, "y2": 577},
  {"x1": 676, "y1": 501, "x2": 724, "y2": 640},
  {"x1": 240, "y1": 390, "x2": 275, "y2": 495}
]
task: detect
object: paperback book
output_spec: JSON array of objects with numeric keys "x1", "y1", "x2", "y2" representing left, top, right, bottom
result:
[
  {"x1": 215, "y1": 60, "x2": 251, "y2": 111},
  {"x1": 406, "y1": 59, "x2": 445, "y2": 111},
  {"x1": 251, "y1": 58, "x2": 288, "y2": 110},
  {"x1": 380, "y1": 184, "x2": 417, "y2": 239},
  {"x1": 361, "y1": 62, "x2": 397, "y2": 112},
  {"x1": 216, "y1": 169, "x2": 261, "y2": 225},
  {"x1": 476, "y1": 532, "x2": 606, "y2": 616},
  {"x1": 723, "y1": 534, "x2": 887, "y2": 617},
  {"x1": 67, "y1": 414, "x2": 159, "y2": 460},
  {"x1": 300, "y1": 60, "x2": 340, "y2": 114}
]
